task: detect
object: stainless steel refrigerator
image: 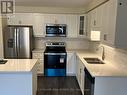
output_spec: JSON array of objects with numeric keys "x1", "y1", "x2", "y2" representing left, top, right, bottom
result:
[{"x1": 4, "y1": 25, "x2": 33, "y2": 59}]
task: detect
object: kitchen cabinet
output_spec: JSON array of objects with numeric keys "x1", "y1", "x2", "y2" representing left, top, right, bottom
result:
[
  {"x1": 90, "y1": 5, "x2": 103, "y2": 28},
  {"x1": 43, "y1": 14, "x2": 66, "y2": 24},
  {"x1": 78, "y1": 14, "x2": 87, "y2": 38},
  {"x1": 86, "y1": 6, "x2": 103, "y2": 41},
  {"x1": 66, "y1": 15, "x2": 78, "y2": 38},
  {"x1": 101, "y1": 0, "x2": 127, "y2": 48},
  {"x1": 32, "y1": 52, "x2": 44, "y2": 74},
  {"x1": 67, "y1": 52, "x2": 76, "y2": 76},
  {"x1": 33, "y1": 14, "x2": 45, "y2": 37},
  {"x1": 76, "y1": 56, "x2": 84, "y2": 95},
  {"x1": 7, "y1": 13, "x2": 33, "y2": 25},
  {"x1": 100, "y1": 1, "x2": 110, "y2": 44},
  {"x1": 86, "y1": 12, "x2": 101, "y2": 41}
]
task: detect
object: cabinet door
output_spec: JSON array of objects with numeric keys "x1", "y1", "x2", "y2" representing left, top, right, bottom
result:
[
  {"x1": 78, "y1": 15, "x2": 86, "y2": 38},
  {"x1": 67, "y1": 53, "x2": 76, "y2": 75},
  {"x1": 32, "y1": 52, "x2": 44, "y2": 74},
  {"x1": 90, "y1": 6, "x2": 103, "y2": 28},
  {"x1": 33, "y1": 14, "x2": 45, "y2": 37},
  {"x1": 86, "y1": 12, "x2": 91, "y2": 39},
  {"x1": 101, "y1": 2, "x2": 110, "y2": 44},
  {"x1": 101, "y1": 0, "x2": 116, "y2": 46},
  {"x1": 80, "y1": 62, "x2": 84, "y2": 95},
  {"x1": 90, "y1": 9, "x2": 97, "y2": 27},
  {"x1": 66, "y1": 15, "x2": 78, "y2": 38},
  {"x1": 76, "y1": 56, "x2": 81, "y2": 84},
  {"x1": 7, "y1": 13, "x2": 33, "y2": 25},
  {"x1": 96, "y1": 5, "x2": 103, "y2": 27},
  {"x1": 106, "y1": 0, "x2": 116, "y2": 46},
  {"x1": 44, "y1": 14, "x2": 56, "y2": 24},
  {"x1": 55, "y1": 15, "x2": 67, "y2": 24}
]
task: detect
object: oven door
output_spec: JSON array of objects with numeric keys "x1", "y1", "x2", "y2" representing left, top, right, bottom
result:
[{"x1": 44, "y1": 53, "x2": 67, "y2": 76}]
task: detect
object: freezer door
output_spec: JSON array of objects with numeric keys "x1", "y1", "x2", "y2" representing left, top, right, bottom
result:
[
  {"x1": 17, "y1": 27, "x2": 31, "y2": 58},
  {"x1": 4, "y1": 27, "x2": 18, "y2": 58}
]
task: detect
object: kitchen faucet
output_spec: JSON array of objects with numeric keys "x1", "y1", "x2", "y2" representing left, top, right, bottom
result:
[{"x1": 99, "y1": 46, "x2": 105, "y2": 60}]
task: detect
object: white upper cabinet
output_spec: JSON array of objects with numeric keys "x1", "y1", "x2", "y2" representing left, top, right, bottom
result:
[
  {"x1": 43, "y1": 14, "x2": 66, "y2": 24},
  {"x1": 78, "y1": 14, "x2": 87, "y2": 38},
  {"x1": 90, "y1": 5, "x2": 103, "y2": 28},
  {"x1": 7, "y1": 13, "x2": 82, "y2": 38},
  {"x1": 86, "y1": 5, "x2": 103, "y2": 41},
  {"x1": 101, "y1": 0, "x2": 127, "y2": 48},
  {"x1": 33, "y1": 14, "x2": 45, "y2": 37},
  {"x1": 7, "y1": 13, "x2": 33, "y2": 25},
  {"x1": 66, "y1": 15, "x2": 78, "y2": 38}
]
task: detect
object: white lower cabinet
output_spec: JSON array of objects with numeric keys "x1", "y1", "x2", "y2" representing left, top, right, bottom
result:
[
  {"x1": 76, "y1": 55, "x2": 84, "y2": 95},
  {"x1": 67, "y1": 52, "x2": 76, "y2": 76},
  {"x1": 32, "y1": 52, "x2": 44, "y2": 74}
]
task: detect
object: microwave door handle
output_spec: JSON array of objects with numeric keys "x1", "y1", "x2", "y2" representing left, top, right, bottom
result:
[{"x1": 59, "y1": 28, "x2": 63, "y2": 34}]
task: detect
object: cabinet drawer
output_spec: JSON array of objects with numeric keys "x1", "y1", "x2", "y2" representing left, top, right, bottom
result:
[{"x1": 32, "y1": 53, "x2": 43, "y2": 59}]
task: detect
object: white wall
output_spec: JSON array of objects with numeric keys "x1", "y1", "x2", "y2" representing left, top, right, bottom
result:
[{"x1": 33, "y1": 37, "x2": 90, "y2": 50}]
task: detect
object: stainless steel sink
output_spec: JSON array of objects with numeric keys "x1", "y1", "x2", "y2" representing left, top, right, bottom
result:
[
  {"x1": 0, "y1": 60, "x2": 7, "y2": 64},
  {"x1": 84, "y1": 58, "x2": 105, "y2": 64}
]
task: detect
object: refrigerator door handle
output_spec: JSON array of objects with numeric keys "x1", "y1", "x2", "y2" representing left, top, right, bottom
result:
[
  {"x1": 16, "y1": 28, "x2": 20, "y2": 58},
  {"x1": 14, "y1": 28, "x2": 18, "y2": 57}
]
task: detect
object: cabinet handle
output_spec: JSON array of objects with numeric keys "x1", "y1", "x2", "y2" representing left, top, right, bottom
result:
[
  {"x1": 104, "y1": 34, "x2": 107, "y2": 41},
  {"x1": 80, "y1": 68, "x2": 82, "y2": 73},
  {"x1": 94, "y1": 20, "x2": 96, "y2": 26},
  {"x1": 86, "y1": 31, "x2": 88, "y2": 36}
]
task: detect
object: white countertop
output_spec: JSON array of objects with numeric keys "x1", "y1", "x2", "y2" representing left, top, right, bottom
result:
[
  {"x1": 32, "y1": 49, "x2": 45, "y2": 53},
  {"x1": 32, "y1": 49, "x2": 127, "y2": 77},
  {"x1": 0, "y1": 59, "x2": 38, "y2": 72},
  {"x1": 76, "y1": 51, "x2": 127, "y2": 77}
]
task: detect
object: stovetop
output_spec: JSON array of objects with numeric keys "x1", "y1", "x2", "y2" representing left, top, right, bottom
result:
[{"x1": 44, "y1": 42, "x2": 66, "y2": 53}]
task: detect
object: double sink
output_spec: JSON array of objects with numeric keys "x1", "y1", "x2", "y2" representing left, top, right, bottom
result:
[{"x1": 84, "y1": 58, "x2": 105, "y2": 64}]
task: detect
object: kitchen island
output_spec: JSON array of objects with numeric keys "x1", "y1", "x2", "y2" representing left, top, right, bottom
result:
[{"x1": 0, "y1": 59, "x2": 38, "y2": 95}]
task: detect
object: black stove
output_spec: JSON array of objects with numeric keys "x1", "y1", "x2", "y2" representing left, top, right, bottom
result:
[{"x1": 44, "y1": 42, "x2": 67, "y2": 77}]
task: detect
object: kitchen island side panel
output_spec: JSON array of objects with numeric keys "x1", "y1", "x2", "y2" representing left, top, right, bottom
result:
[
  {"x1": 94, "y1": 77, "x2": 127, "y2": 95},
  {"x1": 0, "y1": 73, "x2": 33, "y2": 95}
]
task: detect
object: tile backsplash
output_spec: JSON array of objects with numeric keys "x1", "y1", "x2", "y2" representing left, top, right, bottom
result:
[
  {"x1": 33, "y1": 37, "x2": 90, "y2": 50},
  {"x1": 90, "y1": 42, "x2": 127, "y2": 71}
]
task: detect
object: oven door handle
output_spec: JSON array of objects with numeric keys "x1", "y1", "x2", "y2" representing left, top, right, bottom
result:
[{"x1": 44, "y1": 53, "x2": 66, "y2": 55}]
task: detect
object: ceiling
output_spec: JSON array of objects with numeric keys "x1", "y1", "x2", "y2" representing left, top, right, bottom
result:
[{"x1": 15, "y1": 0, "x2": 93, "y2": 8}]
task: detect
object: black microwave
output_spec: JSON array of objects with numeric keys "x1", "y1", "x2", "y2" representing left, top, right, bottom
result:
[{"x1": 46, "y1": 24, "x2": 66, "y2": 37}]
